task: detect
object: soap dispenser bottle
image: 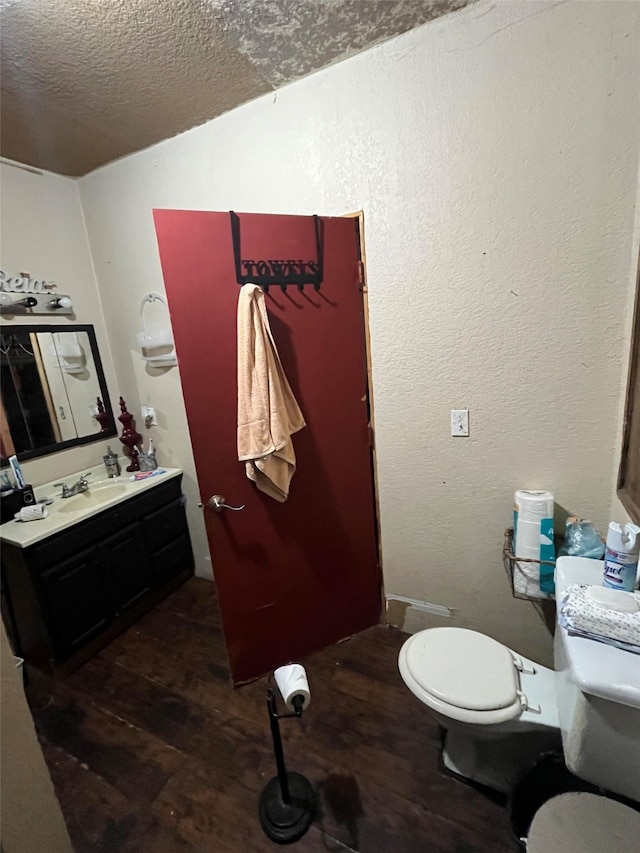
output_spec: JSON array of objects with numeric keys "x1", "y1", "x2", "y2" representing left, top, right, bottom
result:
[{"x1": 103, "y1": 446, "x2": 121, "y2": 479}]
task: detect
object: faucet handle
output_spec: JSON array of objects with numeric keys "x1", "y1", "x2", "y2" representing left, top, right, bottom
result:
[{"x1": 80, "y1": 472, "x2": 92, "y2": 481}]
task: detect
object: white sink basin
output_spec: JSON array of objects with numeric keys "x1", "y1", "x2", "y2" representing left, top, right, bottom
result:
[
  {"x1": 0, "y1": 467, "x2": 181, "y2": 550},
  {"x1": 55, "y1": 481, "x2": 128, "y2": 513}
]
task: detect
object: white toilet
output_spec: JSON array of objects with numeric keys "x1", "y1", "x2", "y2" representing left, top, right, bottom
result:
[
  {"x1": 398, "y1": 556, "x2": 640, "y2": 799},
  {"x1": 526, "y1": 792, "x2": 640, "y2": 853}
]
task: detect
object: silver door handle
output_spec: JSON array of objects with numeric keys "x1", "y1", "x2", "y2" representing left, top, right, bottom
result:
[{"x1": 207, "y1": 495, "x2": 245, "y2": 512}]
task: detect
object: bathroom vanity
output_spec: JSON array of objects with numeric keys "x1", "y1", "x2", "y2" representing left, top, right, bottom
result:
[{"x1": 0, "y1": 469, "x2": 194, "y2": 677}]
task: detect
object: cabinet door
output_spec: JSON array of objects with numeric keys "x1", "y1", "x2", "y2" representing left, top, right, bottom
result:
[
  {"x1": 142, "y1": 497, "x2": 189, "y2": 551},
  {"x1": 38, "y1": 547, "x2": 114, "y2": 660},
  {"x1": 152, "y1": 535, "x2": 194, "y2": 587},
  {"x1": 143, "y1": 497, "x2": 194, "y2": 586},
  {"x1": 101, "y1": 523, "x2": 154, "y2": 614}
]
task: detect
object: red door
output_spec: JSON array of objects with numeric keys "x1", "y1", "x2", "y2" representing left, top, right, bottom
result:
[{"x1": 153, "y1": 210, "x2": 380, "y2": 683}]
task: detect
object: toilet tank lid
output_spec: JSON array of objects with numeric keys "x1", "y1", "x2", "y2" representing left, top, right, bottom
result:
[{"x1": 403, "y1": 628, "x2": 519, "y2": 712}]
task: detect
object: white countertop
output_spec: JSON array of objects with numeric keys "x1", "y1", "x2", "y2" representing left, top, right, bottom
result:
[{"x1": 0, "y1": 467, "x2": 183, "y2": 548}]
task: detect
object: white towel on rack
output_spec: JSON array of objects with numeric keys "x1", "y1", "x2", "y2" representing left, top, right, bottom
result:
[
  {"x1": 137, "y1": 328, "x2": 174, "y2": 348},
  {"x1": 54, "y1": 332, "x2": 82, "y2": 358},
  {"x1": 237, "y1": 283, "x2": 305, "y2": 502},
  {"x1": 54, "y1": 332, "x2": 84, "y2": 374}
]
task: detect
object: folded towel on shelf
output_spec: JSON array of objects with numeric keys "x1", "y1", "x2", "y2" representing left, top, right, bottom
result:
[
  {"x1": 559, "y1": 583, "x2": 640, "y2": 654},
  {"x1": 237, "y1": 283, "x2": 306, "y2": 502},
  {"x1": 53, "y1": 332, "x2": 82, "y2": 358},
  {"x1": 54, "y1": 332, "x2": 85, "y2": 374}
]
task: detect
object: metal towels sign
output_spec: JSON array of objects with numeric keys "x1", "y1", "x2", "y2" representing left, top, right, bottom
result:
[{"x1": 229, "y1": 211, "x2": 324, "y2": 291}]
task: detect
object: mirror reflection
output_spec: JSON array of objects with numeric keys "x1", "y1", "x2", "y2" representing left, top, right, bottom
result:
[{"x1": 0, "y1": 325, "x2": 115, "y2": 461}]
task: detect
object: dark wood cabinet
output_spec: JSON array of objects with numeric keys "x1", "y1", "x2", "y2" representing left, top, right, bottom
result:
[
  {"x1": 102, "y1": 523, "x2": 154, "y2": 614},
  {"x1": 38, "y1": 546, "x2": 114, "y2": 659},
  {"x1": 1, "y1": 475, "x2": 194, "y2": 676}
]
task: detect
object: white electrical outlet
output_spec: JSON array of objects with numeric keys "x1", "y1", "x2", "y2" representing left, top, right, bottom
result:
[
  {"x1": 451, "y1": 409, "x2": 469, "y2": 437},
  {"x1": 141, "y1": 406, "x2": 157, "y2": 426}
]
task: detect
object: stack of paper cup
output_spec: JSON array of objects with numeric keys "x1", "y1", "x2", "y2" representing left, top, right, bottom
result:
[{"x1": 514, "y1": 490, "x2": 555, "y2": 598}]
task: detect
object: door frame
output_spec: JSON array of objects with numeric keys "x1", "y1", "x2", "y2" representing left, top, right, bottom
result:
[{"x1": 344, "y1": 211, "x2": 386, "y2": 624}]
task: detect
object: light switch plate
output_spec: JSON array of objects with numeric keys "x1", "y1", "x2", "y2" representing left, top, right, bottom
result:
[{"x1": 451, "y1": 409, "x2": 469, "y2": 437}]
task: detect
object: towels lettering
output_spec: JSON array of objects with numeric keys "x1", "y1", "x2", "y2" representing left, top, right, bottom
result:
[{"x1": 241, "y1": 259, "x2": 319, "y2": 278}]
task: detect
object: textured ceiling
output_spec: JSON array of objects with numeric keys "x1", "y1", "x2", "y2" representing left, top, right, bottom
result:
[{"x1": 0, "y1": 0, "x2": 470, "y2": 177}]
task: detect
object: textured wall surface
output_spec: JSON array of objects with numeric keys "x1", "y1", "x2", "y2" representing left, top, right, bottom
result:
[
  {"x1": 0, "y1": 162, "x2": 120, "y2": 486},
  {"x1": 75, "y1": 0, "x2": 640, "y2": 666},
  {"x1": 1, "y1": 624, "x2": 72, "y2": 853},
  {"x1": 1, "y1": 0, "x2": 469, "y2": 176}
]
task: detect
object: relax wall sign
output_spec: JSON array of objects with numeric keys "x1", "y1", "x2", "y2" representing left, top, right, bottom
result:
[{"x1": 0, "y1": 270, "x2": 57, "y2": 293}]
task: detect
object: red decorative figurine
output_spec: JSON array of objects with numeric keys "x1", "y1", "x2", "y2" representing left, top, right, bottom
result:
[
  {"x1": 94, "y1": 396, "x2": 110, "y2": 433},
  {"x1": 117, "y1": 396, "x2": 142, "y2": 472}
]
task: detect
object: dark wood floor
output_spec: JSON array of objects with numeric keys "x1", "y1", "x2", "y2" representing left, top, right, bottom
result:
[{"x1": 27, "y1": 578, "x2": 518, "y2": 852}]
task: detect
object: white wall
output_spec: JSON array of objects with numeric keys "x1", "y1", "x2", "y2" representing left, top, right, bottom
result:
[
  {"x1": 78, "y1": 0, "x2": 640, "y2": 665},
  {"x1": 0, "y1": 162, "x2": 119, "y2": 485}
]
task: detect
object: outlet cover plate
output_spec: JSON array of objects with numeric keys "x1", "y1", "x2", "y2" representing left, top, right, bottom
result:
[{"x1": 141, "y1": 406, "x2": 157, "y2": 426}]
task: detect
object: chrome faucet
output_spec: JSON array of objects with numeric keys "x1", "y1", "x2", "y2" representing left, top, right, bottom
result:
[{"x1": 54, "y1": 473, "x2": 91, "y2": 498}]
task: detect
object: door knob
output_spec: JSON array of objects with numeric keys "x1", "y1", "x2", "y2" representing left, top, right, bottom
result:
[{"x1": 208, "y1": 495, "x2": 245, "y2": 512}]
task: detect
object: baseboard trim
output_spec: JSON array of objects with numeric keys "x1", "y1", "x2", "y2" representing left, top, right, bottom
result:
[{"x1": 386, "y1": 594, "x2": 453, "y2": 619}]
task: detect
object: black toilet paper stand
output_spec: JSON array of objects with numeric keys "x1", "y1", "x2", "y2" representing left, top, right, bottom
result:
[{"x1": 259, "y1": 686, "x2": 316, "y2": 844}]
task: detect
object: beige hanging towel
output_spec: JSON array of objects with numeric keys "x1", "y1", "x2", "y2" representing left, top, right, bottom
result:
[{"x1": 237, "y1": 283, "x2": 306, "y2": 502}]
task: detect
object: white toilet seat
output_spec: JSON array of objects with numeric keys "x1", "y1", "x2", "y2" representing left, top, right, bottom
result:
[
  {"x1": 527, "y1": 793, "x2": 640, "y2": 853},
  {"x1": 399, "y1": 627, "x2": 524, "y2": 725}
]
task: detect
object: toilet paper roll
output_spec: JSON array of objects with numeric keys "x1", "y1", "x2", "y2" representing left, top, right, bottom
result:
[
  {"x1": 14, "y1": 504, "x2": 48, "y2": 522},
  {"x1": 516, "y1": 520, "x2": 548, "y2": 551},
  {"x1": 514, "y1": 490, "x2": 555, "y2": 598},
  {"x1": 274, "y1": 663, "x2": 310, "y2": 711},
  {"x1": 515, "y1": 490, "x2": 554, "y2": 520},
  {"x1": 514, "y1": 491, "x2": 554, "y2": 548}
]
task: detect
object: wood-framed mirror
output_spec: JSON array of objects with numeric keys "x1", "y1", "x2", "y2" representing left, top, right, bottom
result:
[
  {"x1": 0, "y1": 324, "x2": 116, "y2": 464},
  {"x1": 618, "y1": 253, "x2": 640, "y2": 524}
]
